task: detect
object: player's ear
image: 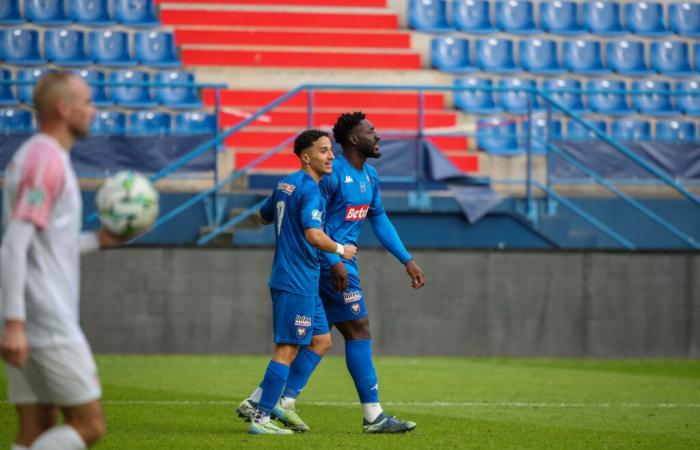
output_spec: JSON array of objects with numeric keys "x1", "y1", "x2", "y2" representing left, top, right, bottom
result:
[{"x1": 348, "y1": 133, "x2": 359, "y2": 146}]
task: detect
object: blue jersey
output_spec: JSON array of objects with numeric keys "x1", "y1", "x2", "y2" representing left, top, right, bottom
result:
[
  {"x1": 260, "y1": 170, "x2": 325, "y2": 296},
  {"x1": 319, "y1": 154, "x2": 411, "y2": 276}
]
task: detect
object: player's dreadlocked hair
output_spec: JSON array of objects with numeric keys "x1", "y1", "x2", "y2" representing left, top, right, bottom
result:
[
  {"x1": 332, "y1": 111, "x2": 366, "y2": 147},
  {"x1": 294, "y1": 129, "x2": 329, "y2": 157}
]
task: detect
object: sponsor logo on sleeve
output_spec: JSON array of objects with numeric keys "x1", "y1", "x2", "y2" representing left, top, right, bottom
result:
[
  {"x1": 25, "y1": 188, "x2": 45, "y2": 206},
  {"x1": 277, "y1": 182, "x2": 296, "y2": 195},
  {"x1": 343, "y1": 291, "x2": 362, "y2": 304},
  {"x1": 344, "y1": 204, "x2": 369, "y2": 221},
  {"x1": 311, "y1": 209, "x2": 323, "y2": 222}
]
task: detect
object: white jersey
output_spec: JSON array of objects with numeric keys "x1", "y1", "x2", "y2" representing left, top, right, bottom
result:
[{"x1": 2, "y1": 133, "x2": 86, "y2": 348}]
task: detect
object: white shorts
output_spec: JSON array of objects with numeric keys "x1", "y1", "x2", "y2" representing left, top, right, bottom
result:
[{"x1": 5, "y1": 341, "x2": 101, "y2": 407}]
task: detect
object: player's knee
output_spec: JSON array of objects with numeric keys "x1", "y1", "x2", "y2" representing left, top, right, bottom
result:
[
  {"x1": 80, "y1": 416, "x2": 106, "y2": 445},
  {"x1": 311, "y1": 334, "x2": 332, "y2": 355}
]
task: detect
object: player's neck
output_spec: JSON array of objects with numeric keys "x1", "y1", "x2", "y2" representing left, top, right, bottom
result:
[
  {"x1": 39, "y1": 124, "x2": 74, "y2": 153},
  {"x1": 301, "y1": 166, "x2": 322, "y2": 183},
  {"x1": 342, "y1": 149, "x2": 366, "y2": 171}
]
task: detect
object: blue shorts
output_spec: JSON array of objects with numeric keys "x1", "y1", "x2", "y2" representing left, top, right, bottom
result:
[
  {"x1": 319, "y1": 271, "x2": 368, "y2": 325},
  {"x1": 271, "y1": 288, "x2": 330, "y2": 345}
]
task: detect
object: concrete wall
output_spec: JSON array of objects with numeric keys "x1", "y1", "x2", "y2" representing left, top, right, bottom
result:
[{"x1": 80, "y1": 248, "x2": 699, "y2": 357}]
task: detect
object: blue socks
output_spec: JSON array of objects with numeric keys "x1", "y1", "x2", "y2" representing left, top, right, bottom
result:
[
  {"x1": 345, "y1": 339, "x2": 379, "y2": 404},
  {"x1": 283, "y1": 347, "x2": 322, "y2": 399},
  {"x1": 258, "y1": 360, "x2": 289, "y2": 414}
]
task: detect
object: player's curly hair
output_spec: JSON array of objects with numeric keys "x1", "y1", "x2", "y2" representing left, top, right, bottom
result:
[
  {"x1": 294, "y1": 129, "x2": 329, "y2": 157},
  {"x1": 332, "y1": 112, "x2": 366, "y2": 147}
]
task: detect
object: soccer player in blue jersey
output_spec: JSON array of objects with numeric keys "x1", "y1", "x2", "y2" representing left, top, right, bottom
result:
[{"x1": 242, "y1": 129, "x2": 356, "y2": 435}]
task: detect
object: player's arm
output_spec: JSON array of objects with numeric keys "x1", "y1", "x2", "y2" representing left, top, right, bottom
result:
[
  {"x1": 301, "y1": 182, "x2": 355, "y2": 260},
  {"x1": 304, "y1": 228, "x2": 356, "y2": 260},
  {"x1": 317, "y1": 172, "x2": 350, "y2": 291},
  {"x1": 78, "y1": 228, "x2": 129, "y2": 254},
  {"x1": 258, "y1": 194, "x2": 275, "y2": 225}
]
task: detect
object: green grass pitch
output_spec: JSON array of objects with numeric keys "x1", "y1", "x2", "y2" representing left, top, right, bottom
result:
[{"x1": 1, "y1": 356, "x2": 699, "y2": 449}]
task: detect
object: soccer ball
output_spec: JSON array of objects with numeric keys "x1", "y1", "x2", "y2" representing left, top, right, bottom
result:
[{"x1": 96, "y1": 171, "x2": 159, "y2": 236}]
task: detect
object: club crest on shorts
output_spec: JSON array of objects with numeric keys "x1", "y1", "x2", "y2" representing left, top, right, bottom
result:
[
  {"x1": 296, "y1": 327, "x2": 307, "y2": 338},
  {"x1": 351, "y1": 303, "x2": 361, "y2": 314}
]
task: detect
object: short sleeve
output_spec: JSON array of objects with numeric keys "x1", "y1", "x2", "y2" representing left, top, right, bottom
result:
[
  {"x1": 13, "y1": 143, "x2": 66, "y2": 230},
  {"x1": 299, "y1": 182, "x2": 323, "y2": 230}
]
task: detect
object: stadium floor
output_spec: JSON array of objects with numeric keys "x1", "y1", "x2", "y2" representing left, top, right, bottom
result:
[{"x1": 1, "y1": 355, "x2": 699, "y2": 449}]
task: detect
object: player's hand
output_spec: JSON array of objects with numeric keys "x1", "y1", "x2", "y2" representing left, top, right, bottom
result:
[
  {"x1": 331, "y1": 261, "x2": 349, "y2": 293},
  {"x1": 405, "y1": 260, "x2": 425, "y2": 289},
  {"x1": 97, "y1": 227, "x2": 126, "y2": 248},
  {"x1": 0, "y1": 320, "x2": 29, "y2": 368},
  {"x1": 342, "y1": 244, "x2": 357, "y2": 260}
]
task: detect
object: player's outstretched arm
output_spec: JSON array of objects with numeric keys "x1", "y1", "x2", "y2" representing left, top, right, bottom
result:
[{"x1": 304, "y1": 228, "x2": 356, "y2": 260}]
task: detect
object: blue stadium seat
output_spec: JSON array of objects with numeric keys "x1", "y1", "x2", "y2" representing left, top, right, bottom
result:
[
  {"x1": 407, "y1": 0, "x2": 453, "y2": 32},
  {"x1": 114, "y1": 0, "x2": 159, "y2": 27},
  {"x1": 495, "y1": 0, "x2": 537, "y2": 34},
  {"x1": 498, "y1": 78, "x2": 540, "y2": 113},
  {"x1": 606, "y1": 40, "x2": 652, "y2": 76},
  {"x1": 540, "y1": 0, "x2": 582, "y2": 34},
  {"x1": 519, "y1": 38, "x2": 562, "y2": 74},
  {"x1": 431, "y1": 37, "x2": 475, "y2": 73},
  {"x1": 651, "y1": 41, "x2": 693, "y2": 76},
  {"x1": 669, "y1": 2, "x2": 700, "y2": 37},
  {"x1": 69, "y1": 0, "x2": 114, "y2": 26},
  {"x1": 175, "y1": 111, "x2": 217, "y2": 134},
  {"x1": 134, "y1": 31, "x2": 179, "y2": 68},
  {"x1": 0, "y1": 69, "x2": 18, "y2": 105},
  {"x1": 91, "y1": 110, "x2": 126, "y2": 135},
  {"x1": 130, "y1": 111, "x2": 172, "y2": 135},
  {"x1": 675, "y1": 80, "x2": 700, "y2": 115},
  {"x1": 583, "y1": 1, "x2": 625, "y2": 35},
  {"x1": 0, "y1": 107, "x2": 33, "y2": 132},
  {"x1": 25, "y1": 0, "x2": 70, "y2": 25},
  {"x1": 563, "y1": 39, "x2": 608, "y2": 75},
  {"x1": 110, "y1": 70, "x2": 157, "y2": 108},
  {"x1": 587, "y1": 79, "x2": 631, "y2": 115},
  {"x1": 567, "y1": 119, "x2": 608, "y2": 140},
  {"x1": 477, "y1": 116, "x2": 521, "y2": 154},
  {"x1": 89, "y1": 30, "x2": 135, "y2": 67},
  {"x1": 656, "y1": 119, "x2": 696, "y2": 141},
  {"x1": 155, "y1": 70, "x2": 202, "y2": 109},
  {"x1": 1, "y1": 29, "x2": 46, "y2": 65},
  {"x1": 541, "y1": 79, "x2": 586, "y2": 112},
  {"x1": 625, "y1": 2, "x2": 669, "y2": 36},
  {"x1": 454, "y1": 77, "x2": 500, "y2": 114},
  {"x1": 476, "y1": 38, "x2": 520, "y2": 73},
  {"x1": 452, "y1": 0, "x2": 495, "y2": 33},
  {"x1": 72, "y1": 69, "x2": 112, "y2": 107},
  {"x1": 695, "y1": 43, "x2": 700, "y2": 72},
  {"x1": 631, "y1": 80, "x2": 675, "y2": 116},
  {"x1": 45, "y1": 29, "x2": 90, "y2": 66},
  {"x1": 0, "y1": 0, "x2": 23, "y2": 24},
  {"x1": 521, "y1": 118, "x2": 563, "y2": 154},
  {"x1": 612, "y1": 119, "x2": 651, "y2": 141},
  {"x1": 16, "y1": 68, "x2": 50, "y2": 103}
]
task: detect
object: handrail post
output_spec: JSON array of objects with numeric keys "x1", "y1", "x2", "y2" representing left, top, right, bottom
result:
[
  {"x1": 307, "y1": 88, "x2": 314, "y2": 128},
  {"x1": 526, "y1": 91, "x2": 536, "y2": 223},
  {"x1": 545, "y1": 98, "x2": 557, "y2": 215},
  {"x1": 411, "y1": 89, "x2": 429, "y2": 210},
  {"x1": 212, "y1": 86, "x2": 223, "y2": 226}
]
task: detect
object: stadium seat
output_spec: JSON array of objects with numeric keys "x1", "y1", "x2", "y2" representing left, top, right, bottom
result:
[
  {"x1": 541, "y1": 79, "x2": 587, "y2": 112},
  {"x1": 606, "y1": 40, "x2": 652, "y2": 76},
  {"x1": 69, "y1": 0, "x2": 114, "y2": 26},
  {"x1": 675, "y1": 80, "x2": 700, "y2": 115},
  {"x1": 477, "y1": 116, "x2": 521, "y2": 154},
  {"x1": 655, "y1": 119, "x2": 696, "y2": 141},
  {"x1": 651, "y1": 41, "x2": 693, "y2": 76},
  {"x1": 583, "y1": 1, "x2": 625, "y2": 35},
  {"x1": 25, "y1": 0, "x2": 70, "y2": 25},
  {"x1": 130, "y1": 111, "x2": 172, "y2": 135},
  {"x1": 91, "y1": 110, "x2": 126, "y2": 135},
  {"x1": 668, "y1": 2, "x2": 700, "y2": 37},
  {"x1": 454, "y1": 77, "x2": 500, "y2": 113},
  {"x1": 495, "y1": 0, "x2": 537, "y2": 34},
  {"x1": 155, "y1": 70, "x2": 202, "y2": 109},
  {"x1": 498, "y1": 78, "x2": 540, "y2": 113},
  {"x1": 0, "y1": 107, "x2": 33, "y2": 132},
  {"x1": 587, "y1": 79, "x2": 631, "y2": 115},
  {"x1": 110, "y1": 70, "x2": 157, "y2": 108},
  {"x1": 72, "y1": 69, "x2": 112, "y2": 107},
  {"x1": 175, "y1": 111, "x2": 217, "y2": 134},
  {"x1": 521, "y1": 118, "x2": 563, "y2": 154},
  {"x1": 1, "y1": 29, "x2": 45, "y2": 65},
  {"x1": 563, "y1": 39, "x2": 608, "y2": 75},
  {"x1": 407, "y1": 0, "x2": 453, "y2": 32},
  {"x1": 519, "y1": 39, "x2": 563, "y2": 74},
  {"x1": 567, "y1": 118, "x2": 608, "y2": 140},
  {"x1": 695, "y1": 43, "x2": 700, "y2": 72},
  {"x1": 114, "y1": 0, "x2": 159, "y2": 27},
  {"x1": 0, "y1": 0, "x2": 23, "y2": 25},
  {"x1": 612, "y1": 119, "x2": 651, "y2": 141},
  {"x1": 45, "y1": 29, "x2": 90, "y2": 66},
  {"x1": 625, "y1": 2, "x2": 669, "y2": 36},
  {"x1": 0, "y1": 69, "x2": 18, "y2": 105},
  {"x1": 631, "y1": 80, "x2": 675, "y2": 115},
  {"x1": 431, "y1": 37, "x2": 475, "y2": 73},
  {"x1": 134, "y1": 31, "x2": 179, "y2": 68},
  {"x1": 540, "y1": 0, "x2": 583, "y2": 34},
  {"x1": 476, "y1": 38, "x2": 520, "y2": 73},
  {"x1": 16, "y1": 68, "x2": 50, "y2": 103},
  {"x1": 89, "y1": 30, "x2": 135, "y2": 66},
  {"x1": 452, "y1": 0, "x2": 495, "y2": 33}
]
